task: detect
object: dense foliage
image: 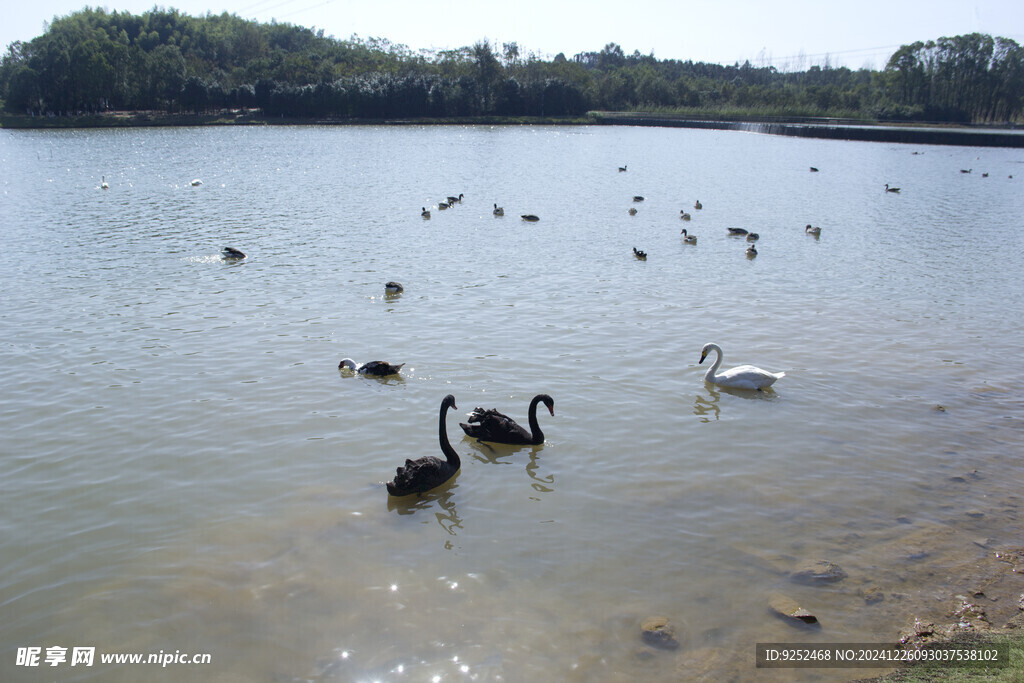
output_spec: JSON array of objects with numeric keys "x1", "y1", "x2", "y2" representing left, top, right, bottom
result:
[{"x1": 1, "y1": 7, "x2": 1021, "y2": 123}]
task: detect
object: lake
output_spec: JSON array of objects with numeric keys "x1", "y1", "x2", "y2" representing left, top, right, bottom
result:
[{"x1": 1, "y1": 123, "x2": 1022, "y2": 681}]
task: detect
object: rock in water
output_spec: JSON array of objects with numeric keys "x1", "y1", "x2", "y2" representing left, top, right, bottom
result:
[
  {"x1": 789, "y1": 560, "x2": 847, "y2": 585},
  {"x1": 640, "y1": 616, "x2": 680, "y2": 650},
  {"x1": 768, "y1": 593, "x2": 819, "y2": 625}
]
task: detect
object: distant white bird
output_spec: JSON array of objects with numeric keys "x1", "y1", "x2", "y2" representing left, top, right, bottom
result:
[
  {"x1": 101, "y1": 176, "x2": 109, "y2": 190},
  {"x1": 699, "y1": 342, "x2": 784, "y2": 390}
]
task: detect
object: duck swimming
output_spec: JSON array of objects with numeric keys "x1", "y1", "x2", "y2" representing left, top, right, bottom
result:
[
  {"x1": 681, "y1": 229, "x2": 697, "y2": 244},
  {"x1": 885, "y1": 184, "x2": 900, "y2": 193},
  {"x1": 459, "y1": 394, "x2": 554, "y2": 445},
  {"x1": 222, "y1": 247, "x2": 246, "y2": 259},
  {"x1": 680, "y1": 211, "x2": 691, "y2": 221},
  {"x1": 633, "y1": 196, "x2": 645, "y2": 202},
  {"x1": 447, "y1": 193, "x2": 464, "y2": 204},
  {"x1": 387, "y1": 394, "x2": 460, "y2": 496},
  {"x1": 746, "y1": 232, "x2": 759, "y2": 242},
  {"x1": 727, "y1": 227, "x2": 749, "y2": 235},
  {"x1": 384, "y1": 281, "x2": 404, "y2": 294},
  {"x1": 805, "y1": 224, "x2": 821, "y2": 236},
  {"x1": 421, "y1": 207, "x2": 431, "y2": 218},
  {"x1": 699, "y1": 342, "x2": 784, "y2": 390},
  {"x1": 633, "y1": 247, "x2": 647, "y2": 260},
  {"x1": 521, "y1": 214, "x2": 540, "y2": 222},
  {"x1": 694, "y1": 200, "x2": 703, "y2": 210},
  {"x1": 493, "y1": 203, "x2": 504, "y2": 216},
  {"x1": 746, "y1": 244, "x2": 758, "y2": 258},
  {"x1": 338, "y1": 358, "x2": 405, "y2": 377}
]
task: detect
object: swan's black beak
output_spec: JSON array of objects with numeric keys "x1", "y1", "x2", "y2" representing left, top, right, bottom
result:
[{"x1": 699, "y1": 352, "x2": 707, "y2": 364}]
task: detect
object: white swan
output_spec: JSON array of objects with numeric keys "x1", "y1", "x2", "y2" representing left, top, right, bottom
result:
[
  {"x1": 101, "y1": 176, "x2": 109, "y2": 190},
  {"x1": 699, "y1": 343, "x2": 784, "y2": 390}
]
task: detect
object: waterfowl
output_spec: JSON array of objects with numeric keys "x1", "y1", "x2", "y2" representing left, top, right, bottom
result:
[
  {"x1": 746, "y1": 233, "x2": 760, "y2": 242},
  {"x1": 746, "y1": 244, "x2": 758, "y2": 258},
  {"x1": 338, "y1": 358, "x2": 405, "y2": 377},
  {"x1": 727, "y1": 227, "x2": 749, "y2": 236},
  {"x1": 810, "y1": 167, "x2": 819, "y2": 172},
  {"x1": 459, "y1": 394, "x2": 554, "y2": 445},
  {"x1": 387, "y1": 394, "x2": 460, "y2": 496},
  {"x1": 633, "y1": 247, "x2": 647, "y2": 260},
  {"x1": 493, "y1": 203, "x2": 504, "y2": 216},
  {"x1": 421, "y1": 207, "x2": 431, "y2": 218},
  {"x1": 694, "y1": 200, "x2": 703, "y2": 210},
  {"x1": 628, "y1": 207, "x2": 638, "y2": 215},
  {"x1": 982, "y1": 172, "x2": 989, "y2": 178},
  {"x1": 633, "y1": 196, "x2": 645, "y2": 202},
  {"x1": 960, "y1": 169, "x2": 972, "y2": 174},
  {"x1": 681, "y1": 229, "x2": 697, "y2": 244},
  {"x1": 699, "y1": 342, "x2": 784, "y2": 390},
  {"x1": 618, "y1": 165, "x2": 628, "y2": 172},
  {"x1": 680, "y1": 211, "x2": 691, "y2": 221},
  {"x1": 101, "y1": 176, "x2": 109, "y2": 189},
  {"x1": 447, "y1": 193, "x2": 464, "y2": 204},
  {"x1": 222, "y1": 246, "x2": 246, "y2": 259},
  {"x1": 885, "y1": 184, "x2": 900, "y2": 193},
  {"x1": 805, "y1": 224, "x2": 821, "y2": 236},
  {"x1": 438, "y1": 201, "x2": 450, "y2": 210},
  {"x1": 190, "y1": 179, "x2": 203, "y2": 186},
  {"x1": 384, "y1": 281, "x2": 404, "y2": 294},
  {"x1": 521, "y1": 214, "x2": 540, "y2": 222}
]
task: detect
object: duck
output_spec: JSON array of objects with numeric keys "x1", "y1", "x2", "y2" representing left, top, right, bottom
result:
[
  {"x1": 885, "y1": 184, "x2": 900, "y2": 193},
  {"x1": 805, "y1": 224, "x2": 821, "y2": 236},
  {"x1": 438, "y1": 201, "x2": 450, "y2": 210},
  {"x1": 338, "y1": 358, "x2": 405, "y2": 377},
  {"x1": 810, "y1": 166, "x2": 819, "y2": 172},
  {"x1": 960, "y1": 169, "x2": 972, "y2": 174},
  {"x1": 101, "y1": 176, "x2": 109, "y2": 189},
  {"x1": 387, "y1": 395, "x2": 460, "y2": 496},
  {"x1": 190, "y1": 179, "x2": 203, "y2": 186},
  {"x1": 447, "y1": 193, "x2": 464, "y2": 204},
  {"x1": 222, "y1": 246, "x2": 246, "y2": 259},
  {"x1": 421, "y1": 207, "x2": 431, "y2": 218},
  {"x1": 681, "y1": 229, "x2": 697, "y2": 244},
  {"x1": 981, "y1": 172, "x2": 989, "y2": 178},
  {"x1": 699, "y1": 342, "x2": 784, "y2": 390},
  {"x1": 633, "y1": 247, "x2": 647, "y2": 260},
  {"x1": 493, "y1": 203, "x2": 504, "y2": 216},
  {"x1": 727, "y1": 227, "x2": 749, "y2": 236},
  {"x1": 628, "y1": 207, "x2": 638, "y2": 216},
  {"x1": 521, "y1": 214, "x2": 540, "y2": 222},
  {"x1": 459, "y1": 394, "x2": 554, "y2": 445},
  {"x1": 746, "y1": 232, "x2": 759, "y2": 242},
  {"x1": 680, "y1": 211, "x2": 691, "y2": 221},
  {"x1": 633, "y1": 195, "x2": 645, "y2": 202},
  {"x1": 746, "y1": 244, "x2": 758, "y2": 258},
  {"x1": 618, "y1": 165, "x2": 628, "y2": 172},
  {"x1": 694, "y1": 200, "x2": 703, "y2": 210},
  {"x1": 384, "y1": 281, "x2": 404, "y2": 294}
]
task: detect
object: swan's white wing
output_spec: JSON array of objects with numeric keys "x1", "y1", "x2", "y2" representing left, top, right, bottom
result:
[{"x1": 713, "y1": 364, "x2": 785, "y2": 389}]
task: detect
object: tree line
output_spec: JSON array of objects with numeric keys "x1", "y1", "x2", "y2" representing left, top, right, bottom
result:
[{"x1": 1, "y1": 7, "x2": 1020, "y2": 123}]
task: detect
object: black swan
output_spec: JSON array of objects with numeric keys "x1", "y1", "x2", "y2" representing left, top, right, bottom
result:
[
  {"x1": 618, "y1": 165, "x2": 627, "y2": 172},
  {"x1": 339, "y1": 358, "x2": 405, "y2": 376},
  {"x1": 447, "y1": 193, "x2": 464, "y2": 204},
  {"x1": 885, "y1": 184, "x2": 900, "y2": 193},
  {"x1": 387, "y1": 394, "x2": 460, "y2": 496},
  {"x1": 459, "y1": 394, "x2": 554, "y2": 445},
  {"x1": 222, "y1": 246, "x2": 246, "y2": 259}
]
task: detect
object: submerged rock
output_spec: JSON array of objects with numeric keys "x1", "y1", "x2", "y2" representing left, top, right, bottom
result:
[
  {"x1": 790, "y1": 560, "x2": 847, "y2": 585},
  {"x1": 640, "y1": 616, "x2": 680, "y2": 650},
  {"x1": 768, "y1": 593, "x2": 819, "y2": 626}
]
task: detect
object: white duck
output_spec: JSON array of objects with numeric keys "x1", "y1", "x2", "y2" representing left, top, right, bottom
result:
[{"x1": 699, "y1": 343, "x2": 784, "y2": 390}]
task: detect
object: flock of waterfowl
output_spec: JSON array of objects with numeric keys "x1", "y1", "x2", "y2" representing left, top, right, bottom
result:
[{"x1": 420, "y1": 191, "x2": 539, "y2": 223}]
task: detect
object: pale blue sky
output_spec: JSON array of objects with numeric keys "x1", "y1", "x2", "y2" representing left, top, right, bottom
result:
[{"x1": 3, "y1": 0, "x2": 1022, "y2": 70}]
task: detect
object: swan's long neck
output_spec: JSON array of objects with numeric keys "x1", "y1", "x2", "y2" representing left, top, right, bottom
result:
[
  {"x1": 704, "y1": 345, "x2": 723, "y2": 382},
  {"x1": 439, "y1": 400, "x2": 460, "y2": 467},
  {"x1": 527, "y1": 395, "x2": 545, "y2": 445}
]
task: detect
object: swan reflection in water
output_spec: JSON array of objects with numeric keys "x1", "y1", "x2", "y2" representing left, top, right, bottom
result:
[
  {"x1": 466, "y1": 440, "x2": 556, "y2": 495},
  {"x1": 694, "y1": 382, "x2": 781, "y2": 421},
  {"x1": 386, "y1": 480, "x2": 463, "y2": 536}
]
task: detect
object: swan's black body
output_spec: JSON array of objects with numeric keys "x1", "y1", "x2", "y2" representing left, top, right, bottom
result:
[
  {"x1": 387, "y1": 395, "x2": 460, "y2": 496},
  {"x1": 459, "y1": 394, "x2": 554, "y2": 445},
  {"x1": 339, "y1": 359, "x2": 405, "y2": 376}
]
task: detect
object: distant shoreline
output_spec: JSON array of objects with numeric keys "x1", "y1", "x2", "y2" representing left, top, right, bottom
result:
[{"x1": 3, "y1": 110, "x2": 1022, "y2": 148}]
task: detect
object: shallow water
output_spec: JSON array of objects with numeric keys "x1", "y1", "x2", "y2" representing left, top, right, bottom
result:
[{"x1": 1, "y1": 124, "x2": 1023, "y2": 681}]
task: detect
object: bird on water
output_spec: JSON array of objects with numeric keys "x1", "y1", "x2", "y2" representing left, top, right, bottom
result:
[
  {"x1": 386, "y1": 394, "x2": 461, "y2": 496},
  {"x1": 459, "y1": 394, "x2": 554, "y2": 445}
]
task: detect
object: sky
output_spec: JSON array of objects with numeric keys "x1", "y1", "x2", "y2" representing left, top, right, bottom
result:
[{"x1": 3, "y1": 0, "x2": 1023, "y2": 71}]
